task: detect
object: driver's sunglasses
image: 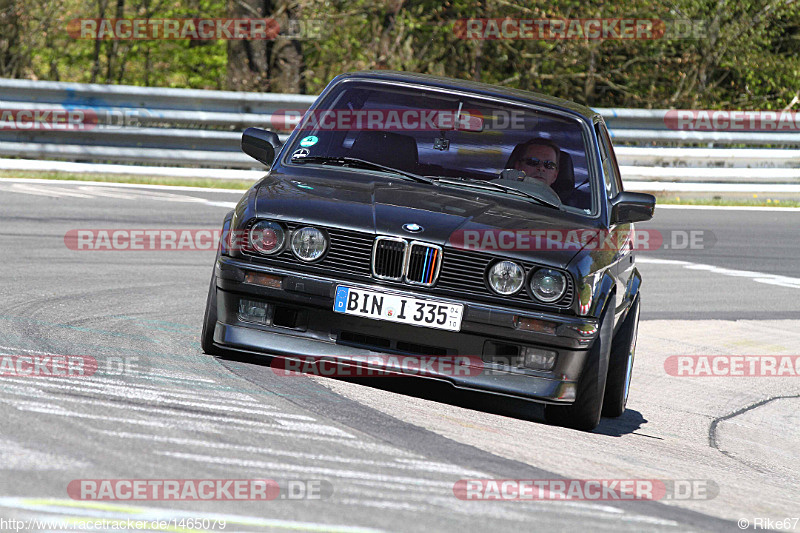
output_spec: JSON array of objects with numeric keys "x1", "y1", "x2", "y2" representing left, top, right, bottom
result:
[{"x1": 520, "y1": 157, "x2": 557, "y2": 169}]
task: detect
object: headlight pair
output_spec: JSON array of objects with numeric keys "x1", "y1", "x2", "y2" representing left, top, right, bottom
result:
[
  {"x1": 249, "y1": 221, "x2": 327, "y2": 262},
  {"x1": 487, "y1": 261, "x2": 568, "y2": 303}
]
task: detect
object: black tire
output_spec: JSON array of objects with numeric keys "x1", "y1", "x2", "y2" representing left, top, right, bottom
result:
[
  {"x1": 201, "y1": 271, "x2": 221, "y2": 356},
  {"x1": 602, "y1": 295, "x2": 640, "y2": 418},
  {"x1": 544, "y1": 302, "x2": 613, "y2": 431}
]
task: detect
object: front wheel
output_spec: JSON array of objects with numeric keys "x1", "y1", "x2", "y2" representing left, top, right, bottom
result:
[
  {"x1": 544, "y1": 302, "x2": 613, "y2": 431},
  {"x1": 602, "y1": 295, "x2": 640, "y2": 417}
]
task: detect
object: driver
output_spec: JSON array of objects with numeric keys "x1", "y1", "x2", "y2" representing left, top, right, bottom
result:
[{"x1": 507, "y1": 139, "x2": 561, "y2": 188}]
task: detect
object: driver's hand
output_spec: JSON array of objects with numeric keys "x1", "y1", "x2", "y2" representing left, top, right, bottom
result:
[{"x1": 498, "y1": 169, "x2": 527, "y2": 181}]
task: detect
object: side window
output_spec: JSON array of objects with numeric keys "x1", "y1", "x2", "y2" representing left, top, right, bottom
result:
[{"x1": 596, "y1": 122, "x2": 623, "y2": 196}]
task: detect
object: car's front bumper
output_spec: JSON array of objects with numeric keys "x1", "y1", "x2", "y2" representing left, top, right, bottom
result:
[{"x1": 211, "y1": 256, "x2": 600, "y2": 405}]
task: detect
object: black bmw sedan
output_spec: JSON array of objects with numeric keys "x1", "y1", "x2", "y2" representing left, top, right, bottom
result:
[{"x1": 201, "y1": 70, "x2": 655, "y2": 431}]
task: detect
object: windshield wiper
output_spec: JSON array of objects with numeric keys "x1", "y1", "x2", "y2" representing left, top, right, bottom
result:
[
  {"x1": 291, "y1": 156, "x2": 434, "y2": 184},
  {"x1": 430, "y1": 176, "x2": 561, "y2": 210}
]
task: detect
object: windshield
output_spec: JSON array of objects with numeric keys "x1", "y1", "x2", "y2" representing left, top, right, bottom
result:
[{"x1": 284, "y1": 81, "x2": 595, "y2": 214}]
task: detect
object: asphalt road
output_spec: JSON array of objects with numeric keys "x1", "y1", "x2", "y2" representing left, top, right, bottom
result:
[
  {"x1": 0, "y1": 178, "x2": 798, "y2": 533},
  {"x1": 635, "y1": 205, "x2": 800, "y2": 319}
]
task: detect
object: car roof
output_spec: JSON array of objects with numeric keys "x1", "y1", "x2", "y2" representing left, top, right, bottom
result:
[{"x1": 332, "y1": 70, "x2": 601, "y2": 121}]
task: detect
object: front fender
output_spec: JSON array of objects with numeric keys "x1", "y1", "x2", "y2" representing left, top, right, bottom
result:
[{"x1": 575, "y1": 269, "x2": 616, "y2": 320}]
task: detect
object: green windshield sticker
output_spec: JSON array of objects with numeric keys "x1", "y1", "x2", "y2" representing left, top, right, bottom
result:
[{"x1": 300, "y1": 136, "x2": 319, "y2": 147}]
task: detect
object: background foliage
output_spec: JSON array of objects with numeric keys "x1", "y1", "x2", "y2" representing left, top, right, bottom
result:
[{"x1": 1, "y1": 0, "x2": 799, "y2": 108}]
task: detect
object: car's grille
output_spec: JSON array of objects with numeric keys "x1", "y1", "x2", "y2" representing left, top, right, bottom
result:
[
  {"x1": 241, "y1": 221, "x2": 574, "y2": 310},
  {"x1": 372, "y1": 237, "x2": 406, "y2": 280},
  {"x1": 405, "y1": 242, "x2": 442, "y2": 286}
]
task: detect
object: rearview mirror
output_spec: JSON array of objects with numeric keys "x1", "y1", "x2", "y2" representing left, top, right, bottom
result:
[
  {"x1": 610, "y1": 191, "x2": 656, "y2": 224},
  {"x1": 242, "y1": 127, "x2": 282, "y2": 166}
]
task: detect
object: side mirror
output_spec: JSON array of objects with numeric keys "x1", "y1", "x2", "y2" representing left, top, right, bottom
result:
[
  {"x1": 610, "y1": 191, "x2": 656, "y2": 224},
  {"x1": 242, "y1": 127, "x2": 282, "y2": 166}
]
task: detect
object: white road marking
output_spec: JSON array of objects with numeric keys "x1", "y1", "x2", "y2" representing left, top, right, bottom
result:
[
  {"x1": 0, "y1": 439, "x2": 91, "y2": 472},
  {"x1": 205, "y1": 200, "x2": 239, "y2": 208},
  {"x1": 0, "y1": 180, "x2": 241, "y2": 209},
  {"x1": 0, "y1": 386, "x2": 343, "y2": 435},
  {"x1": 627, "y1": 181, "x2": 800, "y2": 193},
  {"x1": 0, "y1": 177, "x2": 247, "y2": 193},
  {"x1": 0, "y1": 345, "x2": 62, "y2": 356},
  {"x1": 0, "y1": 370, "x2": 242, "y2": 399},
  {"x1": 0, "y1": 376, "x2": 310, "y2": 419},
  {"x1": 638, "y1": 257, "x2": 800, "y2": 289},
  {"x1": 336, "y1": 489, "x2": 678, "y2": 526},
  {"x1": 2, "y1": 403, "x2": 202, "y2": 430},
  {"x1": 75, "y1": 185, "x2": 140, "y2": 199},
  {"x1": 150, "y1": 450, "x2": 682, "y2": 527},
  {"x1": 0, "y1": 371, "x2": 263, "y2": 406},
  {"x1": 158, "y1": 450, "x2": 465, "y2": 488},
  {"x1": 93, "y1": 426, "x2": 398, "y2": 449},
  {"x1": 334, "y1": 498, "x2": 430, "y2": 512},
  {"x1": 3, "y1": 399, "x2": 331, "y2": 437},
  {"x1": 89, "y1": 430, "x2": 486, "y2": 475},
  {"x1": 10, "y1": 183, "x2": 94, "y2": 198},
  {"x1": 656, "y1": 204, "x2": 800, "y2": 212}
]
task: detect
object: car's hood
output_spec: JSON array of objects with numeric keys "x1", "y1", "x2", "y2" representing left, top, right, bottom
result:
[{"x1": 254, "y1": 169, "x2": 600, "y2": 268}]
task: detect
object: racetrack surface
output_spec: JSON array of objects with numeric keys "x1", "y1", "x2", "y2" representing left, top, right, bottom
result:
[{"x1": 0, "y1": 179, "x2": 798, "y2": 532}]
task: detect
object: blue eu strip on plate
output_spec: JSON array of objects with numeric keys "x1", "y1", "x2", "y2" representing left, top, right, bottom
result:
[{"x1": 334, "y1": 286, "x2": 349, "y2": 313}]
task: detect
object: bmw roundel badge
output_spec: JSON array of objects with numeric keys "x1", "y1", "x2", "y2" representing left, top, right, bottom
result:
[{"x1": 402, "y1": 223, "x2": 423, "y2": 233}]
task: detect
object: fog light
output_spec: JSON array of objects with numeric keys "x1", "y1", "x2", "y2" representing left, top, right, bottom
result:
[
  {"x1": 238, "y1": 299, "x2": 273, "y2": 325},
  {"x1": 516, "y1": 316, "x2": 557, "y2": 335},
  {"x1": 244, "y1": 271, "x2": 283, "y2": 288},
  {"x1": 520, "y1": 347, "x2": 557, "y2": 371}
]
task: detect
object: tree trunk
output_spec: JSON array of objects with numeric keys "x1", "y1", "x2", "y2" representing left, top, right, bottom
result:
[
  {"x1": 0, "y1": 0, "x2": 29, "y2": 78},
  {"x1": 90, "y1": 0, "x2": 108, "y2": 83},
  {"x1": 105, "y1": 0, "x2": 125, "y2": 83},
  {"x1": 226, "y1": 0, "x2": 305, "y2": 93}
]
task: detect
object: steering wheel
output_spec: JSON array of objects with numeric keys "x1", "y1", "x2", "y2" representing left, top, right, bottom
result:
[{"x1": 494, "y1": 169, "x2": 563, "y2": 207}]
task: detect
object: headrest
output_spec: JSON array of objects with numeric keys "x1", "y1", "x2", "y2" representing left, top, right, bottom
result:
[
  {"x1": 552, "y1": 150, "x2": 575, "y2": 198},
  {"x1": 349, "y1": 131, "x2": 419, "y2": 172}
]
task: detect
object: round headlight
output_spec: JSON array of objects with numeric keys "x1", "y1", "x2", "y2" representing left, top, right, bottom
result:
[
  {"x1": 291, "y1": 226, "x2": 327, "y2": 262},
  {"x1": 249, "y1": 220, "x2": 285, "y2": 255},
  {"x1": 487, "y1": 261, "x2": 525, "y2": 295},
  {"x1": 530, "y1": 268, "x2": 567, "y2": 303}
]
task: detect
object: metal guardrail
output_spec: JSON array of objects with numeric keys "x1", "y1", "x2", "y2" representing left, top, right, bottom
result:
[
  {"x1": 0, "y1": 78, "x2": 317, "y2": 113},
  {"x1": 2, "y1": 78, "x2": 800, "y2": 179}
]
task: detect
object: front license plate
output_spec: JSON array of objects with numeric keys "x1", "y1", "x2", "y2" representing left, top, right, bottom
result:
[{"x1": 334, "y1": 286, "x2": 463, "y2": 332}]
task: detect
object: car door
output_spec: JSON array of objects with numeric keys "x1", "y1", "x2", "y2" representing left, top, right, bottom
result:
[{"x1": 595, "y1": 120, "x2": 633, "y2": 324}]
